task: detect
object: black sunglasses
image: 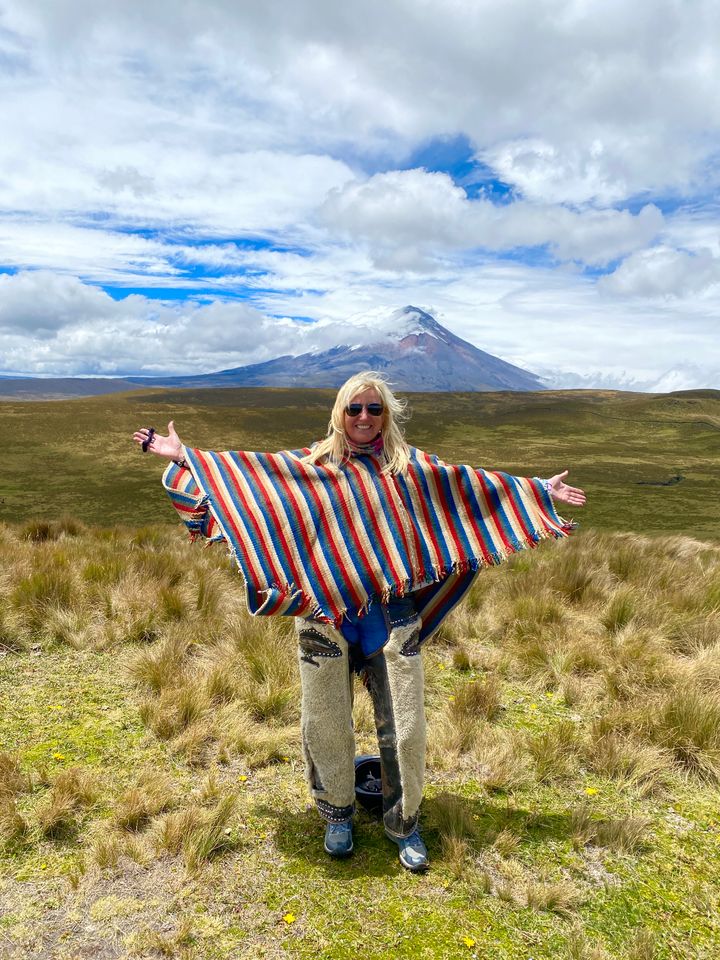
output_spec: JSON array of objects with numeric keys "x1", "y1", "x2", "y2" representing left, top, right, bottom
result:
[{"x1": 345, "y1": 402, "x2": 384, "y2": 417}]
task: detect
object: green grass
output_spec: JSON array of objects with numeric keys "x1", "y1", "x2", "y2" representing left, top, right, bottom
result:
[
  {"x1": 1, "y1": 523, "x2": 720, "y2": 958},
  {"x1": 1, "y1": 386, "x2": 719, "y2": 539}
]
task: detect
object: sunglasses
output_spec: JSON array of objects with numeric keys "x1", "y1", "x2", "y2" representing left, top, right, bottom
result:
[{"x1": 345, "y1": 402, "x2": 384, "y2": 417}]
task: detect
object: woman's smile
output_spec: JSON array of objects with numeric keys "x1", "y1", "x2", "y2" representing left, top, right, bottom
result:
[{"x1": 344, "y1": 387, "x2": 384, "y2": 446}]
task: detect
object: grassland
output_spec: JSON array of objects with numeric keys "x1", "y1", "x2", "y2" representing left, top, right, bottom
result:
[
  {"x1": 1, "y1": 386, "x2": 719, "y2": 539},
  {"x1": 1, "y1": 387, "x2": 719, "y2": 959}
]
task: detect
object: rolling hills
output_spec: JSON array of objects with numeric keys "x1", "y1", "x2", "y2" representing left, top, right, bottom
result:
[{"x1": 1, "y1": 386, "x2": 719, "y2": 540}]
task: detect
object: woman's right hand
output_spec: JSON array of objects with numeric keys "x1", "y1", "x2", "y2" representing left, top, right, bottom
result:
[{"x1": 133, "y1": 421, "x2": 184, "y2": 460}]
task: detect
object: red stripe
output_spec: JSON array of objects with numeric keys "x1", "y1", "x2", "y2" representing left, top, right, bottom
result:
[
  {"x1": 292, "y1": 459, "x2": 366, "y2": 616},
  {"x1": 236, "y1": 452, "x2": 307, "y2": 600},
  {"x1": 405, "y1": 462, "x2": 446, "y2": 571},
  {"x1": 316, "y1": 462, "x2": 386, "y2": 600},
  {"x1": 272, "y1": 456, "x2": 347, "y2": 614},
  {"x1": 197, "y1": 451, "x2": 281, "y2": 592},
  {"x1": 380, "y1": 472, "x2": 424, "y2": 579},
  {"x1": 447, "y1": 467, "x2": 494, "y2": 566},
  {"x1": 495, "y1": 473, "x2": 535, "y2": 543},
  {"x1": 387, "y1": 474, "x2": 428, "y2": 579},
  {"x1": 476, "y1": 471, "x2": 514, "y2": 553},
  {"x1": 344, "y1": 459, "x2": 407, "y2": 588},
  {"x1": 527, "y1": 481, "x2": 566, "y2": 536},
  {"x1": 423, "y1": 455, "x2": 469, "y2": 565}
]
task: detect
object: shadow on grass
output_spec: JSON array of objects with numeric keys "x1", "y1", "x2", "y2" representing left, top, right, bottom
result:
[
  {"x1": 252, "y1": 802, "x2": 402, "y2": 878},
  {"x1": 254, "y1": 791, "x2": 581, "y2": 877}
]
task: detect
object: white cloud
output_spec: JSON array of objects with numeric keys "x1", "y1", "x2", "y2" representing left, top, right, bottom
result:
[
  {"x1": 322, "y1": 169, "x2": 663, "y2": 268},
  {"x1": 0, "y1": 271, "x2": 285, "y2": 375},
  {"x1": 599, "y1": 247, "x2": 720, "y2": 298},
  {"x1": 0, "y1": 1, "x2": 720, "y2": 384}
]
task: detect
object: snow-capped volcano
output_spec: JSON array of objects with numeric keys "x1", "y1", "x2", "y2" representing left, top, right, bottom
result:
[{"x1": 127, "y1": 306, "x2": 545, "y2": 392}]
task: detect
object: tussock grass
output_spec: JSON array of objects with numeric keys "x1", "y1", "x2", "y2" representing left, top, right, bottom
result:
[
  {"x1": 113, "y1": 772, "x2": 178, "y2": 831},
  {"x1": 37, "y1": 768, "x2": 98, "y2": 839},
  {"x1": 3, "y1": 515, "x2": 720, "y2": 956},
  {"x1": 570, "y1": 806, "x2": 650, "y2": 853},
  {"x1": 473, "y1": 727, "x2": 534, "y2": 792},
  {"x1": 130, "y1": 918, "x2": 195, "y2": 958},
  {"x1": 0, "y1": 798, "x2": 30, "y2": 844},
  {"x1": 430, "y1": 792, "x2": 478, "y2": 843},
  {"x1": 0, "y1": 751, "x2": 29, "y2": 798},
  {"x1": 601, "y1": 588, "x2": 637, "y2": 633},
  {"x1": 586, "y1": 729, "x2": 669, "y2": 790},
  {"x1": 524, "y1": 876, "x2": 585, "y2": 915},
  {"x1": 154, "y1": 794, "x2": 237, "y2": 870},
  {"x1": 527, "y1": 720, "x2": 583, "y2": 783},
  {"x1": 450, "y1": 674, "x2": 502, "y2": 723},
  {"x1": 639, "y1": 686, "x2": 720, "y2": 780},
  {"x1": 492, "y1": 827, "x2": 521, "y2": 858}
]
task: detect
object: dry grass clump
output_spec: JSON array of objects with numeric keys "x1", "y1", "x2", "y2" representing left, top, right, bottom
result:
[
  {"x1": 524, "y1": 876, "x2": 585, "y2": 915},
  {"x1": 450, "y1": 675, "x2": 502, "y2": 723},
  {"x1": 129, "y1": 918, "x2": 195, "y2": 958},
  {"x1": 0, "y1": 798, "x2": 30, "y2": 844},
  {"x1": 129, "y1": 634, "x2": 196, "y2": 693},
  {"x1": 636, "y1": 685, "x2": 720, "y2": 780},
  {"x1": 526, "y1": 720, "x2": 583, "y2": 783},
  {"x1": 585, "y1": 729, "x2": 670, "y2": 790},
  {"x1": 565, "y1": 926, "x2": 614, "y2": 960},
  {"x1": 217, "y1": 705, "x2": 296, "y2": 768},
  {"x1": 472, "y1": 727, "x2": 534, "y2": 792},
  {"x1": 492, "y1": 827, "x2": 521, "y2": 859},
  {"x1": 601, "y1": 588, "x2": 637, "y2": 633},
  {"x1": 432, "y1": 793, "x2": 477, "y2": 878},
  {"x1": 0, "y1": 751, "x2": 29, "y2": 799},
  {"x1": 0, "y1": 523, "x2": 244, "y2": 651},
  {"x1": 20, "y1": 516, "x2": 85, "y2": 542},
  {"x1": 570, "y1": 806, "x2": 651, "y2": 854},
  {"x1": 154, "y1": 794, "x2": 237, "y2": 870},
  {"x1": 36, "y1": 767, "x2": 98, "y2": 839},
  {"x1": 112, "y1": 772, "x2": 178, "y2": 831},
  {"x1": 130, "y1": 612, "x2": 299, "y2": 767}
]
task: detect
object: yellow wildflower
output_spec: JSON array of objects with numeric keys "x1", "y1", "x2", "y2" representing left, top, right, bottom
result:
[
  {"x1": 283, "y1": 913, "x2": 296, "y2": 924},
  {"x1": 462, "y1": 935, "x2": 476, "y2": 948},
  {"x1": 585, "y1": 787, "x2": 598, "y2": 796}
]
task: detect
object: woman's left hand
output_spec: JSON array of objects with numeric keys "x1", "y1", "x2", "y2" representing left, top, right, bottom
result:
[{"x1": 546, "y1": 470, "x2": 586, "y2": 506}]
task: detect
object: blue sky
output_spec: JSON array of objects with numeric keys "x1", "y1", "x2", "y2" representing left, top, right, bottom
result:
[{"x1": 0, "y1": 0, "x2": 719, "y2": 389}]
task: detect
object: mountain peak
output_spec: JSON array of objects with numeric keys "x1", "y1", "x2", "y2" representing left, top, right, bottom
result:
[
  {"x1": 392, "y1": 305, "x2": 445, "y2": 339},
  {"x1": 126, "y1": 305, "x2": 545, "y2": 392}
]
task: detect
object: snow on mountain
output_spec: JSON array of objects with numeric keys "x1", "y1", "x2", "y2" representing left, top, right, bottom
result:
[{"x1": 127, "y1": 306, "x2": 545, "y2": 392}]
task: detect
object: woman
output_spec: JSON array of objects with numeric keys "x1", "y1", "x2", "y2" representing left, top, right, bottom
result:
[{"x1": 133, "y1": 371, "x2": 585, "y2": 872}]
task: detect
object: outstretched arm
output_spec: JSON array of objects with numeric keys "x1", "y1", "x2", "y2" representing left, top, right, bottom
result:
[
  {"x1": 132, "y1": 421, "x2": 184, "y2": 461},
  {"x1": 545, "y1": 470, "x2": 586, "y2": 507}
]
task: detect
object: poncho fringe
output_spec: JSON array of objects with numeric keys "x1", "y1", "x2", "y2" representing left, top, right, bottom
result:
[{"x1": 162, "y1": 446, "x2": 573, "y2": 642}]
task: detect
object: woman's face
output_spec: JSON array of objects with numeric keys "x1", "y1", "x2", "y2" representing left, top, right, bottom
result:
[{"x1": 343, "y1": 386, "x2": 384, "y2": 446}]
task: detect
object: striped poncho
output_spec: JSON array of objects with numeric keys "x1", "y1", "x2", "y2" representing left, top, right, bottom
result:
[{"x1": 162, "y1": 445, "x2": 572, "y2": 642}]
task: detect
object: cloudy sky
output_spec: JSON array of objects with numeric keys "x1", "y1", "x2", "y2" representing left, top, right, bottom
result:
[{"x1": 1, "y1": 0, "x2": 719, "y2": 388}]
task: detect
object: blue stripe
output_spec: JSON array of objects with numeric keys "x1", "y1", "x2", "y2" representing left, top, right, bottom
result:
[
  {"x1": 405, "y1": 460, "x2": 455, "y2": 572},
  {"x1": 427, "y1": 461, "x2": 477, "y2": 563},
  {"x1": 393, "y1": 471, "x2": 439, "y2": 577},
  {"x1": 416, "y1": 569, "x2": 479, "y2": 641},
  {"x1": 343, "y1": 457, "x2": 413, "y2": 587},
  {"x1": 271, "y1": 452, "x2": 348, "y2": 616},
  {"x1": 195, "y1": 451, "x2": 279, "y2": 588},
  {"x1": 279, "y1": 455, "x2": 367, "y2": 614},
  {"x1": 477, "y1": 470, "x2": 523, "y2": 552}
]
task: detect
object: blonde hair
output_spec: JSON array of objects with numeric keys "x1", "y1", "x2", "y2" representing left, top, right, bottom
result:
[{"x1": 304, "y1": 371, "x2": 411, "y2": 475}]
